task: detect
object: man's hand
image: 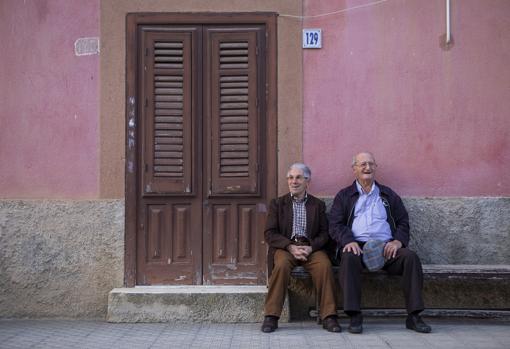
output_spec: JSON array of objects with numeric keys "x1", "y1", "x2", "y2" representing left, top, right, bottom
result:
[
  {"x1": 300, "y1": 245, "x2": 312, "y2": 256},
  {"x1": 342, "y1": 241, "x2": 362, "y2": 255},
  {"x1": 287, "y1": 244, "x2": 312, "y2": 261},
  {"x1": 384, "y1": 240, "x2": 402, "y2": 259}
]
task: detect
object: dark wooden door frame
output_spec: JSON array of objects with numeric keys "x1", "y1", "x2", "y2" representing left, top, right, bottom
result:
[{"x1": 125, "y1": 12, "x2": 277, "y2": 287}]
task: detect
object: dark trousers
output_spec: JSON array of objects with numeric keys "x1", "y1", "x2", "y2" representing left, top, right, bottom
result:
[
  {"x1": 265, "y1": 249, "x2": 337, "y2": 319},
  {"x1": 339, "y1": 247, "x2": 425, "y2": 314}
]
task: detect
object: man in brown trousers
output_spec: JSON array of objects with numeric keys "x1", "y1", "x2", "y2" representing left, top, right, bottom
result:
[{"x1": 261, "y1": 163, "x2": 341, "y2": 333}]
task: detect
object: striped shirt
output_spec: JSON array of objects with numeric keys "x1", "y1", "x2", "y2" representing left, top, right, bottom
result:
[{"x1": 291, "y1": 192, "x2": 308, "y2": 239}]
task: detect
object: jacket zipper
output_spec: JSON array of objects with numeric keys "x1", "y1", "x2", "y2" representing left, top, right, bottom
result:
[
  {"x1": 347, "y1": 205, "x2": 355, "y2": 227},
  {"x1": 381, "y1": 196, "x2": 397, "y2": 230}
]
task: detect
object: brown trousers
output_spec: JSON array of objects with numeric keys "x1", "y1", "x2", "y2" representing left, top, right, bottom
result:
[
  {"x1": 264, "y1": 249, "x2": 337, "y2": 319},
  {"x1": 339, "y1": 247, "x2": 425, "y2": 314}
]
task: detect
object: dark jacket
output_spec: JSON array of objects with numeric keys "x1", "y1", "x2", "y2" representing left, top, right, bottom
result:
[
  {"x1": 329, "y1": 181, "x2": 410, "y2": 250},
  {"x1": 264, "y1": 193, "x2": 329, "y2": 278}
]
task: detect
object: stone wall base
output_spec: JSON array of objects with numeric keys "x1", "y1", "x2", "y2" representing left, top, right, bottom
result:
[
  {"x1": 1, "y1": 197, "x2": 508, "y2": 319},
  {"x1": 0, "y1": 200, "x2": 124, "y2": 319}
]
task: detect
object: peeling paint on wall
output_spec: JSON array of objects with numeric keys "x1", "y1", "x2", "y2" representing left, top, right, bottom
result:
[{"x1": 126, "y1": 96, "x2": 136, "y2": 173}]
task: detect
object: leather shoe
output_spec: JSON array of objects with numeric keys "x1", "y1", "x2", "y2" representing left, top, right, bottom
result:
[
  {"x1": 406, "y1": 314, "x2": 431, "y2": 333},
  {"x1": 322, "y1": 315, "x2": 341, "y2": 332},
  {"x1": 261, "y1": 315, "x2": 278, "y2": 333},
  {"x1": 348, "y1": 312, "x2": 363, "y2": 334}
]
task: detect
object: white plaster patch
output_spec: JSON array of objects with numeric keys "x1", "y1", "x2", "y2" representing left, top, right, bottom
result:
[
  {"x1": 74, "y1": 37, "x2": 100, "y2": 56},
  {"x1": 127, "y1": 160, "x2": 134, "y2": 173}
]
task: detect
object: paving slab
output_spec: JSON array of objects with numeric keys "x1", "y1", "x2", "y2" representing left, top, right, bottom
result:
[{"x1": 1, "y1": 318, "x2": 509, "y2": 349}]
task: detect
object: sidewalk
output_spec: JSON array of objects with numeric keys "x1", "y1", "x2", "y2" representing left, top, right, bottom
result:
[{"x1": 0, "y1": 318, "x2": 508, "y2": 348}]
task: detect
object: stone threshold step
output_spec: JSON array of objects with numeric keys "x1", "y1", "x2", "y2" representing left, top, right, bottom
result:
[
  {"x1": 107, "y1": 285, "x2": 289, "y2": 323},
  {"x1": 111, "y1": 285, "x2": 267, "y2": 294}
]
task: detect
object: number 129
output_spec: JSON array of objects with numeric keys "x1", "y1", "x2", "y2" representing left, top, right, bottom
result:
[{"x1": 306, "y1": 32, "x2": 319, "y2": 46}]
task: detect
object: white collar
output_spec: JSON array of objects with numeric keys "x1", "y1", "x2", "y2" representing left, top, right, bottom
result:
[
  {"x1": 356, "y1": 181, "x2": 376, "y2": 195},
  {"x1": 291, "y1": 191, "x2": 308, "y2": 202}
]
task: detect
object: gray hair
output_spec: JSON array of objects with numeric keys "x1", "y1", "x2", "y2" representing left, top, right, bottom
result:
[
  {"x1": 287, "y1": 163, "x2": 311, "y2": 180},
  {"x1": 352, "y1": 152, "x2": 376, "y2": 167}
]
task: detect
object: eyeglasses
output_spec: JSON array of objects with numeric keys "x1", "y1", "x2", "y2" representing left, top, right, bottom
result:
[
  {"x1": 287, "y1": 175, "x2": 308, "y2": 181},
  {"x1": 355, "y1": 161, "x2": 377, "y2": 168}
]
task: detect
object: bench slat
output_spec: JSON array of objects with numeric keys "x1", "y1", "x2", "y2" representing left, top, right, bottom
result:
[{"x1": 291, "y1": 264, "x2": 510, "y2": 279}]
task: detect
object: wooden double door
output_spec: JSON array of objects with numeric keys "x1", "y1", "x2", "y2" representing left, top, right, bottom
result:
[{"x1": 126, "y1": 14, "x2": 277, "y2": 286}]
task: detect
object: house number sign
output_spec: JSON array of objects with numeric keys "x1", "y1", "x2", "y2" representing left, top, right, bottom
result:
[{"x1": 302, "y1": 29, "x2": 322, "y2": 49}]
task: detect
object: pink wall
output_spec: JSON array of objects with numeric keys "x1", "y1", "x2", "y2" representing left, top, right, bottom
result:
[
  {"x1": 303, "y1": 0, "x2": 510, "y2": 196},
  {"x1": 0, "y1": 0, "x2": 99, "y2": 198}
]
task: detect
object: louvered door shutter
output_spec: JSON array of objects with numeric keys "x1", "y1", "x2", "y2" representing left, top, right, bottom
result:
[
  {"x1": 141, "y1": 30, "x2": 196, "y2": 195},
  {"x1": 207, "y1": 29, "x2": 262, "y2": 196}
]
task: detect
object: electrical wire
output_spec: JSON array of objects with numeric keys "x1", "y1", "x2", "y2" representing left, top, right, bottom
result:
[{"x1": 280, "y1": 0, "x2": 388, "y2": 20}]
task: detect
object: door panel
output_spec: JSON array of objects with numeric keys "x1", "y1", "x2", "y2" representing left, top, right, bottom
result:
[
  {"x1": 203, "y1": 200, "x2": 264, "y2": 284},
  {"x1": 207, "y1": 30, "x2": 261, "y2": 196},
  {"x1": 137, "y1": 26, "x2": 202, "y2": 285},
  {"x1": 238, "y1": 204, "x2": 257, "y2": 264},
  {"x1": 137, "y1": 200, "x2": 200, "y2": 285},
  {"x1": 141, "y1": 30, "x2": 198, "y2": 196},
  {"x1": 147, "y1": 205, "x2": 164, "y2": 260},
  {"x1": 211, "y1": 204, "x2": 231, "y2": 264},
  {"x1": 202, "y1": 26, "x2": 267, "y2": 284},
  {"x1": 172, "y1": 204, "x2": 192, "y2": 261}
]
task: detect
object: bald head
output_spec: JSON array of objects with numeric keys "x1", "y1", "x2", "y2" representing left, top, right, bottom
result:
[{"x1": 352, "y1": 152, "x2": 376, "y2": 167}]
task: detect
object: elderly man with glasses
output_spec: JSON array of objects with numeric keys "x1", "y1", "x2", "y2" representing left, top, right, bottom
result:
[
  {"x1": 261, "y1": 163, "x2": 341, "y2": 333},
  {"x1": 329, "y1": 152, "x2": 431, "y2": 334}
]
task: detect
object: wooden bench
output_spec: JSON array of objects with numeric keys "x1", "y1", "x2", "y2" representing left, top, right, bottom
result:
[{"x1": 290, "y1": 264, "x2": 510, "y2": 322}]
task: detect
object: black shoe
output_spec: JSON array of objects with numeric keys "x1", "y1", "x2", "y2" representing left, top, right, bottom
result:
[
  {"x1": 406, "y1": 314, "x2": 431, "y2": 333},
  {"x1": 322, "y1": 315, "x2": 342, "y2": 333},
  {"x1": 348, "y1": 312, "x2": 363, "y2": 334},
  {"x1": 261, "y1": 315, "x2": 278, "y2": 333}
]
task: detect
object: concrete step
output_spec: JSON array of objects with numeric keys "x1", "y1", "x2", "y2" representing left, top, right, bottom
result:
[{"x1": 107, "y1": 285, "x2": 288, "y2": 323}]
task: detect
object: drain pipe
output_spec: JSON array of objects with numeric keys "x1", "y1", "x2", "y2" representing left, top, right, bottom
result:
[{"x1": 446, "y1": 0, "x2": 451, "y2": 44}]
